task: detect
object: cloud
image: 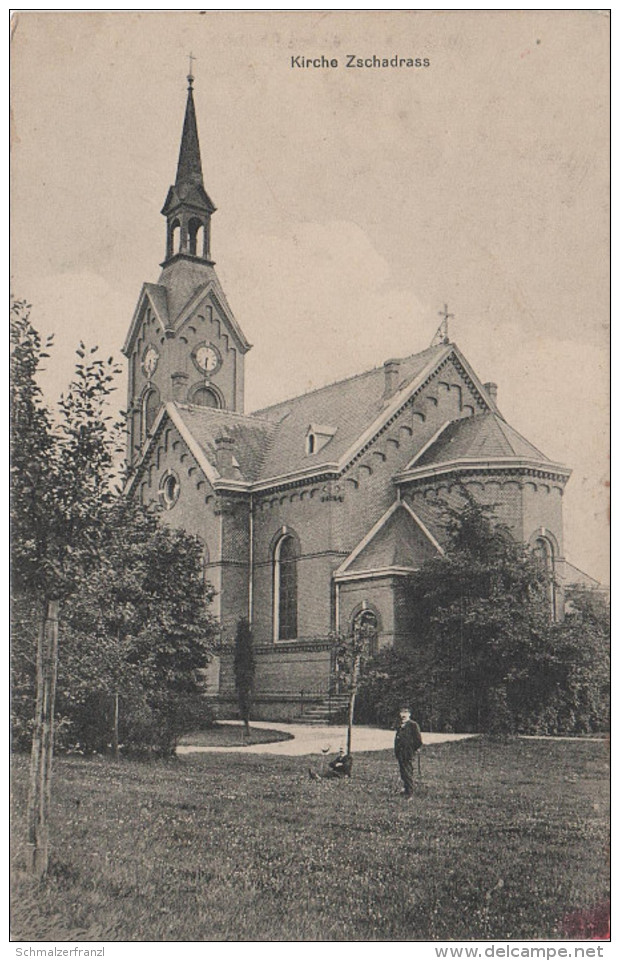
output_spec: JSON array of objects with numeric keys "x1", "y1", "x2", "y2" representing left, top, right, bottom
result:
[{"x1": 220, "y1": 219, "x2": 427, "y2": 404}]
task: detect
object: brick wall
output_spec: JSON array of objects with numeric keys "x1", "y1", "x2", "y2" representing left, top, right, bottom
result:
[
  {"x1": 334, "y1": 358, "x2": 484, "y2": 553},
  {"x1": 218, "y1": 645, "x2": 332, "y2": 697},
  {"x1": 251, "y1": 486, "x2": 344, "y2": 644},
  {"x1": 127, "y1": 295, "x2": 244, "y2": 441}
]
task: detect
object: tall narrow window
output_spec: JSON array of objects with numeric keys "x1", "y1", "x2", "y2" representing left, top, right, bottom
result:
[
  {"x1": 188, "y1": 217, "x2": 204, "y2": 257},
  {"x1": 274, "y1": 534, "x2": 298, "y2": 641},
  {"x1": 142, "y1": 386, "x2": 161, "y2": 441},
  {"x1": 169, "y1": 219, "x2": 181, "y2": 258},
  {"x1": 533, "y1": 536, "x2": 556, "y2": 620}
]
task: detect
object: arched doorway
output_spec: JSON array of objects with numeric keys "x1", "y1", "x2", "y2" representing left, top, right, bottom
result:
[{"x1": 352, "y1": 608, "x2": 379, "y2": 657}]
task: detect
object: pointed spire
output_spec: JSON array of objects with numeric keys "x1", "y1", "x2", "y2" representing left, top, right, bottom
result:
[
  {"x1": 175, "y1": 75, "x2": 203, "y2": 188},
  {"x1": 161, "y1": 71, "x2": 216, "y2": 266}
]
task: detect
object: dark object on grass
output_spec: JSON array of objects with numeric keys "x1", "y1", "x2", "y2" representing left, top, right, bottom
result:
[
  {"x1": 325, "y1": 750, "x2": 353, "y2": 778},
  {"x1": 309, "y1": 749, "x2": 353, "y2": 780}
]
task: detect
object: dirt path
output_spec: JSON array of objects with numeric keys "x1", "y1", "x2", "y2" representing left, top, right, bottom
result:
[{"x1": 177, "y1": 720, "x2": 476, "y2": 757}]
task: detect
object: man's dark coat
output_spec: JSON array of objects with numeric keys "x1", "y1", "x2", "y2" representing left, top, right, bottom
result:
[{"x1": 394, "y1": 719, "x2": 422, "y2": 759}]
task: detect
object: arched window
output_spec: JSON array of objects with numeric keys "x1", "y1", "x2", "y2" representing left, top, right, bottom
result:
[
  {"x1": 142, "y1": 386, "x2": 161, "y2": 441},
  {"x1": 533, "y1": 536, "x2": 556, "y2": 620},
  {"x1": 188, "y1": 218, "x2": 204, "y2": 257},
  {"x1": 307, "y1": 433, "x2": 315, "y2": 454},
  {"x1": 274, "y1": 533, "x2": 298, "y2": 641},
  {"x1": 169, "y1": 219, "x2": 181, "y2": 257},
  {"x1": 191, "y1": 386, "x2": 221, "y2": 409},
  {"x1": 533, "y1": 537, "x2": 553, "y2": 572}
]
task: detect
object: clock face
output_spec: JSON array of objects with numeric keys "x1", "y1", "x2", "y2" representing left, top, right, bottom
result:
[
  {"x1": 193, "y1": 343, "x2": 221, "y2": 375},
  {"x1": 141, "y1": 345, "x2": 159, "y2": 379}
]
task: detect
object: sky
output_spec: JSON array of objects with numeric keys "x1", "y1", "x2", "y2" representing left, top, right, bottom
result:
[{"x1": 10, "y1": 10, "x2": 610, "y2": 582}]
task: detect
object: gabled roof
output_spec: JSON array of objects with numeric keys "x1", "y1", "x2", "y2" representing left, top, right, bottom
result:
[
  {"x1": 562, "y1": 561, "x2": 604, "y2": 592},
  {"x1": 126, "y1": 402, "x2": 277, "y2": 495},
  {"x1": 335, "y1": 500, "x2": 443, "y2": 580},
  {"x1": 172, "y1": 404, "x2": 277, "y2": 483},
  {"x1": 122, "y1": 269, "x2": 251, "y2": 358},
  {"x1": 122, "y1": 283, "x2": 171, "y2": 355},
  {"x1": 251, "y1": 344, "x2": 447, "y2": 482},
  {"x1": 171, "y1": 273, "x2": 251, "y2": 352},
  {"x1": 249, "y1": 342, "x2": 498, "y2": 486},
  {"x1": 127, "y1": 342, "x2": 569, "y2": 498}
]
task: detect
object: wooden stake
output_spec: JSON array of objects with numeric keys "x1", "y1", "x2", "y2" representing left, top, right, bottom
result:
[
  {"x1": 26, "y1": 599, "x2": 59, "y2": 879},
  {"x1": 346, "y1": 651, "x2": 361, "y2": 756},
  {"x1": 112, "y1": 691, "x2": 119, "y2": 759}
]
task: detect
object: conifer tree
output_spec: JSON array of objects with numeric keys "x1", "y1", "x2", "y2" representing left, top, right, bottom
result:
[{"x1": 234, "y1": 618, "x2": 255, "y2": 737}]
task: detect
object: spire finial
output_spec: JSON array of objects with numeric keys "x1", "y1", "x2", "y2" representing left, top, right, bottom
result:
[
  {"x1": 187, "y1": 51, "x2": 196, "y2": 88},
  {"x1": 431, "y1": 304, "x2": 454, "y2": 347}
]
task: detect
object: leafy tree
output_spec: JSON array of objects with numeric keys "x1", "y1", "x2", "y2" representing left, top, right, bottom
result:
[
  {"x1": 359, "y1": 493, "x2": 604, "y2": 732},
  {"x1": 10, "y1": 299, "x2": 55, "y2": 594},
  {"x1": 234, "y1": 618, "x2": 255, "y2": 737},
  {"x1": 331, "y1": 623, "x2": 377, "y2": 755},
  {"x1": 545, "y1": 588, "x2": 610, "y2": 733},
  {"x1": 11, "y1": 299, "x2": 217, "y2": 869},
  {"x1": 55, "y1": 497, "x2": 218, "y2": 754},
  {"x1": 11, "y1": 297, "x2": 123, "y2": 877},
  {"x1": 11, "y1": 297, "x2": 123, "y2": 601}
]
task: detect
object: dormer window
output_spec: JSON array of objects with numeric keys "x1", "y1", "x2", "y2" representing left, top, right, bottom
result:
[{"x1": 305, "y1": 423, "x2": 336, "y2": 456}]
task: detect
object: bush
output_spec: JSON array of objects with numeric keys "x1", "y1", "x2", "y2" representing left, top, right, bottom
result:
[
  {"x1": 11, "y1": 686, "x2": 216, "y2": 758},
  {"x1": 65, "y1": 691, "x2": 216, "y2": 757}
]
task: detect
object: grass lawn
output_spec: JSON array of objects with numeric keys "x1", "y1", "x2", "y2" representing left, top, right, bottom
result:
[
  {"x1": 178, "y1": 723, "x2": 293, "y2": 748},
  {"x1": 11, "y1": 737, "x2": 609, "y2": 941}
]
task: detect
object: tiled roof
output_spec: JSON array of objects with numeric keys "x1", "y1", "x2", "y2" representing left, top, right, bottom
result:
[
  {"x1": 172, "y1": 405, "x2": 277, "y2": 483},
  {"x1": 157, "y1": 261, "x2": 221, "y2": 328},
  {"x1": 403, "y1": 496, "x2": 455, "y2": 548},
  {"x1": 345, "y1": 504, "x2": 440, "y2": 573},
  {"x1": 143, "y1": 283, "x2": 170, "y2": 329},
  {"x1": 562, "y1": 561, "x2": 603, "y2": 591},
  {"x1": 250, "y1": 344, "x2": 449, "y2": 481},
  {"x1": 412, "y1": 413, "x2": 549, "y2": 469}
]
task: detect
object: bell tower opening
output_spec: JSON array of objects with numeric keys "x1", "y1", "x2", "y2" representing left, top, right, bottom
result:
[{"x1": 160, "y1": 72, "x2": 216, "y2": 269}]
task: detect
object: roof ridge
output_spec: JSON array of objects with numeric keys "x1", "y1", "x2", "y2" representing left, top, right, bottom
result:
[
  {"x1": 175, "y1": 403, "x2": 275, "y2": 426},
  {"x1": 494, "y1": 415, "x2": 549, "y2": 461},
  {"x1": 251, "y1": 343, "x2": 446, "y2": 415}
]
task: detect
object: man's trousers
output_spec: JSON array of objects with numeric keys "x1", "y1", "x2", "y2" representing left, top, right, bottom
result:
[{"x1": 397, "y1": 755, "x2": 415, "y2": 796}]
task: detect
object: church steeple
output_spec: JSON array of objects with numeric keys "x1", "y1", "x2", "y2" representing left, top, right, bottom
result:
[
  {"x1": 175, "y1": 73, "x2": 203, "y2": 187},
  {"x1": 161, "y1": 73, "x2": 216, "y2": 265}
]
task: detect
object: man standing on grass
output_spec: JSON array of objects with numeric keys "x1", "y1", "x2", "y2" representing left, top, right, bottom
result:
[{"x1": 394, "y1": 706, "x2": 422, "y2": 799}]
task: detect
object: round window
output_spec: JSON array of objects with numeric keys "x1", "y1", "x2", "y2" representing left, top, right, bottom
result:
[{"x1": 159, "y1": 471, "x2": 180, "y2": 509}]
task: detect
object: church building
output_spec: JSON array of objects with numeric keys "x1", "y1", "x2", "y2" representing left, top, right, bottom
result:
[{"x1": 123, "y1": 76, "x2": 575, "y2": 720}]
